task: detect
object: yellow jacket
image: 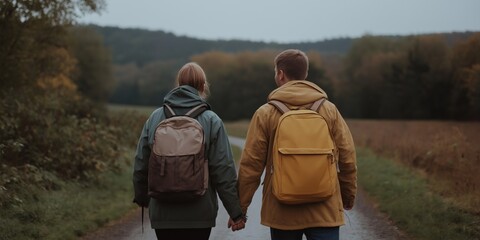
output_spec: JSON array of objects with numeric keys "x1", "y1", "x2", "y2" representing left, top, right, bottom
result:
[{"x1": 238, "y1": 80, "x2": 357, "y2": 230}]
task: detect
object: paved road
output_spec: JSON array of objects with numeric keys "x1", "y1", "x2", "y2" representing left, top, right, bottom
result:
[
  {"x1": 210, "y1": 136, "x2": 268, "y2": 239},
  {"x1": 82, "y1": 136, "x2": 405, "y2": 240},
  {"x1": 219, "y1": 136, "x2": 405, "y2": 240}
]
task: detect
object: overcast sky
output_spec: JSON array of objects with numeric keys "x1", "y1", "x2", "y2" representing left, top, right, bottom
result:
[{"x1": 79, "y1": 0, "x2": 480, "y2": 43}]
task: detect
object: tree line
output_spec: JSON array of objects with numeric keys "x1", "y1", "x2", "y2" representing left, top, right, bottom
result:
[
  {"x1": 337, "y1": 34, "x2": 480, "y2": 120},
  {"x1": 108, "y1": 32, "x2": 480, "y2": 120}
]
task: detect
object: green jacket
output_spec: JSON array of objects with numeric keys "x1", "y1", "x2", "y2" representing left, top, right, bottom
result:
[{"x1": 133, "y1": 85, "x2": 243, "y2": 229}]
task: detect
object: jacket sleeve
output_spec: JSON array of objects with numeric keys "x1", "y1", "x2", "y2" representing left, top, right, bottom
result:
[
  {"x1": 208, "y1": 117, "x2": 243, "y2": 220},
  {"x1": 331, "y1": 107, "x2": 357, "y2": 209},
  {"x1": 237, "y1": 108, "x2": 269, "y2": 214},
  {"x1": 133, "y1": 118, "x2": 152, "y2": 207}
]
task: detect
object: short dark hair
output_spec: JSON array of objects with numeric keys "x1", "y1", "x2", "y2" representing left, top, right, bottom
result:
[{"x1": 274, "y1": 49, "x2": 309, "y2": 80}]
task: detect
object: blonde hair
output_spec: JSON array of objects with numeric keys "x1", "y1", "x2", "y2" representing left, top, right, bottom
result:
[
  {"x1": 274, "y1": 49, "x2": 309, "y2": 80},
  {"x1": 176, "y1": 62, "x2": 210, "y2": 98}
]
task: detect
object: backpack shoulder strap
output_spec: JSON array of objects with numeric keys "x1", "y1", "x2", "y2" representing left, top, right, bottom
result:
[
  {"x1": 269, "y1": 100, "x2": 290, "y2": 114},
  {"x1": 164, "y1": 104, "x2": 176, "y2": 118},
  {"x1": 185, "y1": 104, "x2": 208, "y2": 118},
  {"x1": 310, "y1": 98, "x2": 327, "y2": 112},
  {"x1": 164, "y1": 103, "x2": 208, "y2": 118},
  {"x1": 270, "y1": 98, "x2": 327, "y2": 114}
]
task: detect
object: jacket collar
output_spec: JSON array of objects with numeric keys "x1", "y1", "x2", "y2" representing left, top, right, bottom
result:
[
  {"x1": 164, "y1": 85, "x2": 211, "y2": 110},
  {"x1": 268, "y1": 80, "x2": 328, "y2": 106}
]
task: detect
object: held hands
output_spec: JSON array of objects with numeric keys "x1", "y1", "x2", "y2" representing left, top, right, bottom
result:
[{"x1": 227, "y1": 216, "x2": 246, "y2": 231}]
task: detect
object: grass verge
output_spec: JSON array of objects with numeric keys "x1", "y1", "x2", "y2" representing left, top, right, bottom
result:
[
  {"x1": 0, "y1": 156, "x2": 135, "y2": 240},
  {"x1": 225, "y1": 120, "x2": 250, "y2": 138},
  {"x1": 225, "y1": 120, "x2": 249, "y2": 164},
  {"x1": 231, "y1": 145, "x2": 242, "y2": 165},
  {"x1": 108, "y1": 103, "x2": 158, "y2": 116},
  {"x1": 358, "y1": 148, "x2": 480, "y2": 240}
]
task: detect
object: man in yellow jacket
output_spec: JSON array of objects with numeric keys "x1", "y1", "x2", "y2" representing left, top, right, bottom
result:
[{"x1": 237, "y1": 49, "x2": 357, "y2": 240}]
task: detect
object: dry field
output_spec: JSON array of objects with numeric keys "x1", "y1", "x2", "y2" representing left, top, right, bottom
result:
[{"x1": 347, "y1": 119, "x2": 480, "y2": 213}]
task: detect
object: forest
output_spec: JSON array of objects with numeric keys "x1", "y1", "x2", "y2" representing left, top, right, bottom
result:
[{"x1": 96, "y1": 25, "x2": 480, "y2": 120}]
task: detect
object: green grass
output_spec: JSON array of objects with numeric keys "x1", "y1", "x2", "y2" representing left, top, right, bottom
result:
[
  {"x1": 358, "y1": 148, "x2": 480, "y2": 240},
  {"x1": 0, "y1": 156, "x2": 135, "y2": 240},
  {"x1": 108, "y1": 103, "x2": 158, "y2": 116},
  {"x1": 231, "y1": 145, "x2": 242, "y2": 164},
  {"x1": 225, "y1": 120, "x2": 250, "y2": 138},
  {"x1": 225, "y1": 120, "x2": 249, "y2": 164}
]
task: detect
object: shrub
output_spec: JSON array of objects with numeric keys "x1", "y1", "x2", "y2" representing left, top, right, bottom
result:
[{"x1": 0, "y1": 88, "x2": 144, "y2": 208}]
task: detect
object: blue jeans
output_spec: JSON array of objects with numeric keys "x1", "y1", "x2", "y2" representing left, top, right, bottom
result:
[{"x1": 270, "y1": 227, "x2": 339, "y2": 240}]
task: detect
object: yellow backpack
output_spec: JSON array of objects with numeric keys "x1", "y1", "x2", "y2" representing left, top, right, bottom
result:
[{"x1": 270, "y1": 98, "x2": 337, "y2": 204}]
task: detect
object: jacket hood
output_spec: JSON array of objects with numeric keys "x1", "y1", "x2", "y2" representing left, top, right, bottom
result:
[
  {"x1": 164, "y1": 85, "x2": 211, "y2": 111},
  {"x1": 268, "y1": 80, "x2": 328, "y2": 106}
]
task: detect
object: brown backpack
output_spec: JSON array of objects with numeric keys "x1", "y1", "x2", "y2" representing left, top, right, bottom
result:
[
  {"x1": 148, "y1": 104, "x2": 209, "y2": 202},
  {"x1": 269, "y1": 98, "x2": 337, "y2": 204}
]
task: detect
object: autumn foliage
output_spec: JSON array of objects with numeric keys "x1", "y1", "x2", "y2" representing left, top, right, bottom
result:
[
  {"x1": 0, "y1": 0, "x2": 134, "y2": 209},
  {"x1": 335, "y1": 34, "x2": 480, "y2": 120}
]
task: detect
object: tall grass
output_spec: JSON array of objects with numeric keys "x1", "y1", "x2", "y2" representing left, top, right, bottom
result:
[{"x1": 347, "y1": 120, "x2": 480, "y2": 213}]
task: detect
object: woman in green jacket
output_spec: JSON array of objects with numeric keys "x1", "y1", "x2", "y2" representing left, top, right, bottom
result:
[{"x1": 133, "y1": 62, "x2": 245, "y2": 240}]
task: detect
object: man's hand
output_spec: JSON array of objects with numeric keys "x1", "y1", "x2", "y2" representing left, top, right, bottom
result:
[{"x1": 228, "y1": 217, "x2": 246, "y2": 231}]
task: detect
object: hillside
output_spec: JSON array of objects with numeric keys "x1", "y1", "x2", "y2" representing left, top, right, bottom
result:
[
  {"x1": 89, "y1": 25, "x2": 354, "y2": 65},
  {"x1": 88, "y1": 24, "x2": 476, "y2": 66}
]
